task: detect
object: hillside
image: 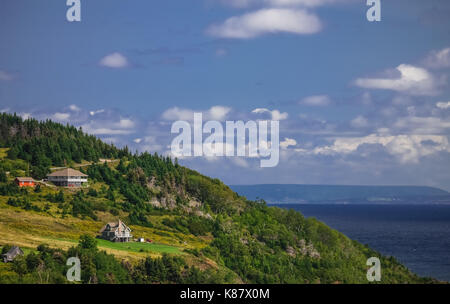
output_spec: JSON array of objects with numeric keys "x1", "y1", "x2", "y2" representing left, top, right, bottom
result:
[
  {"x1": 230, "y1": 184, "x2": 450, "y2": 205},
  {"x1": 0, "y1": 113, "x2": 436, "y2": 284}
]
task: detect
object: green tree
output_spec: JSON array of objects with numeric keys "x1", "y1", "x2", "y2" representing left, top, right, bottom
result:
[{"x1": 78, "y1": 234, "x2": 98, "y2": 251}]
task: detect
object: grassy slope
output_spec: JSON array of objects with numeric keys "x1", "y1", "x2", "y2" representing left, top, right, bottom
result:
[{"x1": 0, "y1": 181, "x2": 208, "y2": 262}]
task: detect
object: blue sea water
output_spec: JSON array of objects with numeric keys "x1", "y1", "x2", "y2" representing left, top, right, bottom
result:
[{"x1": 275, "y1": 204, "x2": 450, "y2": 282}]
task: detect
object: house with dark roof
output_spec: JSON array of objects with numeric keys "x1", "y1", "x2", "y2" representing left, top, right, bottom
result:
[
  {"x1": 2, "y1": 246, "x2": 24, "y2": 263},
  {"x1": 47, "y1": 168, "x2": 88, "y2": 187},
  {"x1": 99, "y1": 219, "x2": 132, "y2": 242}
]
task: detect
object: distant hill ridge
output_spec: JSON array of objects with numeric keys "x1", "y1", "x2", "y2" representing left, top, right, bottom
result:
[{"x1": 230, "y1": 184, "x2": 450, "y2": 204}]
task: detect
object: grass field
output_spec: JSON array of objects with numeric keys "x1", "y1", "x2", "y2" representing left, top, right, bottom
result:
[{"x1": 96, "y1": 239, "x2": 182, "y2": 254}]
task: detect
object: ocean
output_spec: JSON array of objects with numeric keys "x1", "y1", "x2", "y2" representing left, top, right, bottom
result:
[{"x1": 274, "y1": 204, "x2": 450, "y2": 282}]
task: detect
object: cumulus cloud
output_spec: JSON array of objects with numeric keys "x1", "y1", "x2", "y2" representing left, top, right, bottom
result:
[
  {"x1": 162, "y1": 106, "x2": 231, "y2": 121},
  {"x1": 117, "y1": 118, "x2": 135, "y2": 129},
  {"x1": 69, "y1": 104, "x2": 81, "y2": 112},
  {"x1": 80, "y1": 118, "x2": 136, "y2": 135},
  {"x1": 252, "y1": 108, "x2": 288, "y2": 120},
  {"x1": 206, "y1": 8, "x2": 322, "y2": 39},
  {"x1": 354, "y1": 64, "x2": 441, "y2": 96},
  {"x1": 19, "y1": 113, "x2": 31, "y2": 120},
  {"x1": 299, "y1": 95, "x2": 331, "y2": 106},
  {"x1": 310, "y1": 134, "x2": 450, "y2": 163},
  {"x1": 99, "y1": 52, "x2": 130, "y2": 68},
  {"x1": 280, "y1": 137, "x2": 297, "y2": 149},
  {"x1": 52, "y1": 112, "x2": 71, "y2": 121},
  {"x1": 423, "y1": 47, "x2": 450, "y2": 69}
]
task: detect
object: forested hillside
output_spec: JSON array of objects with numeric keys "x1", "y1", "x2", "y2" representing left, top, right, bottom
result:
[
  {"x1": 0, "y1": 113, "x2": 436, "y2": 284},
  {"x1": 0, "y1": 113, "x2": 127, "y2": 179}
]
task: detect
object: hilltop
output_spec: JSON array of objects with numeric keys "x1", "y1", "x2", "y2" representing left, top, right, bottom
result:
[{"x1": 0, "y1": 113, "x2": 436, "y2": 284}]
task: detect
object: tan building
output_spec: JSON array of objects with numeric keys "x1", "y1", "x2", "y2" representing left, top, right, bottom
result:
[{"x1": 47, "y1": 168, "x2": 88, "y2": 187}]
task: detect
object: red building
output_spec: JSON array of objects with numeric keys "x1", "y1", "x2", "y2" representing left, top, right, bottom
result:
[{"x1": 14, "y1": 177, "x2": 36, "y2": 187}]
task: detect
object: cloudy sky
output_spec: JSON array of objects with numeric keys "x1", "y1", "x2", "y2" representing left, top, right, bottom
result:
[{"x1": 1, "y1": 0, "x2": 450, "y2": 190}]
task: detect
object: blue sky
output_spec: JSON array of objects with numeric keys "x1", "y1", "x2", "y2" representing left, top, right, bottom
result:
[{"x1": 1, "y1": 0, "x2": 450, "y2": 190}]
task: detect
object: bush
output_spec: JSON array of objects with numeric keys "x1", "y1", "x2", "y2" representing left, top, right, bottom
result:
[
  {"x1": 78, "y1": 234, "x2": 97, "y2": 250},
  {"x1": 87, "y1": 188, "x2": 98, "y2": 197}
]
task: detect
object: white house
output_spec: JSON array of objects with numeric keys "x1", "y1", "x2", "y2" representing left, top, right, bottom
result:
[{"x1": 47, "y1": 168, "x2": 88, "y2": 187}]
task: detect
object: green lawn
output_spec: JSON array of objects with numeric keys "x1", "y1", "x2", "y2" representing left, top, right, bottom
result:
[
  {"x1": 46, "y1": 237, "x2": 183, "y2": 255},
  {"x1": 96, "y1": 238, "x2": 183, "y2": 255}
]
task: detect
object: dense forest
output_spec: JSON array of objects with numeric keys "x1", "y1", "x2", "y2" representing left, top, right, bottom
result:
[
  {"x1": 0, "y1": 113, "x2": 127, "y2": 179},
  {"x1": 0, "y1": 113, "x2": 436, "y2": 284}
]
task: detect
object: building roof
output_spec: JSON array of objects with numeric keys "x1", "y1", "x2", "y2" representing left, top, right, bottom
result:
[
  {"x1": 15, "y1": 177, "x2": 35, "y2": 182},
  {"x1": 99, "y1": 219, "x2": 131, "y2": 234},
  {"x1": 3, "y1": 246, "x2": 24, "y2": 258},
  {"x1": 47, "y1": 168, "x2": 88, "y2": 177}
]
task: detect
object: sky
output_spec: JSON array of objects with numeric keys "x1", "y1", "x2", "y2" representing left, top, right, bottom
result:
[{"x1": 1, "y1": 0, "x2": 450, "y2": 190}]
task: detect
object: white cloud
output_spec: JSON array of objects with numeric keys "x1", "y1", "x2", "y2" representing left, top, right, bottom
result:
[
  {"x1": 424, "y1": 47, "x2": 450, "y2": 69},
  {"x1": 311, "y1": 134, "x2": 450, "y2": 163},
  {"x1": 299, "y1": 95, "x2": 331, "y2": 106},
  {"x1": 133, "y1": 138, "x2": 143, "y2": 144},
  {"x1": 206, "y1": 8, "x2": 322, "y2": 39},
  {"x1": 208, "y1": 106, "x2": 232, "y2": 120},
  {"x1": 89, "y1": 109, "x2": 105, "y2": 116},
  {"x1": 162, "y1": 106, "x2": 231, "y2": 121},
  {"x1": 19, "y1": 113, "x2": 31, "y2": 120},
  {"x1": 69, "y1": 104, "x2": 81, "y2": 112},
  {"x1": 99, "y1": 52, "x2": 130, "y2": 68},
  {"x1": 280, "y1": 137, "x2": 297, "y2": 149},
  {"x1": 117, "y1": 118, "x2": 135, "y2": 129},
  {"x1": 162, "y1": 107, "x2": 195, "y2": 121},
  {"x1": 80, "y1": 114, "x2": 136, "y2": 136},
  {"x1": 354, "y1": 64, "x2": 440, "y2": 96},
  {"x1": 0, "y1": 70, "x2": 14, "y2": 81},
  {"x1": 52, "y1": 112, "x2": 71, "y2": 121},
  {"x1": 81, "y1": 124, "x2": 135, "y2": 135},
  {"x1": 436, "y1": 101, "x2": 450, "y2": 110},
  {"x1": 252, "y1": 108, "x2": 288, "y2": 120},
  {"x1": 350, "y1": 116, "x2": 369, "y2": 128}
]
